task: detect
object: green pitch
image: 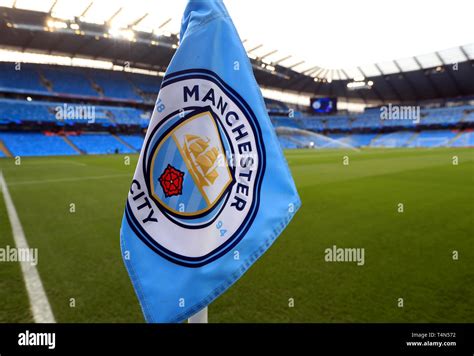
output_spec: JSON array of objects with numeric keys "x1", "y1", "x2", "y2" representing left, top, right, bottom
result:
[{"x1": 0, "y1": 148, "x2": 473, "y2": 322}]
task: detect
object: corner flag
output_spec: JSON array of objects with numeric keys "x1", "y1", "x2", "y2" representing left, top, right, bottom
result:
[{"x1": 120, "y1": 0, "x2": 300, "y2": 322}]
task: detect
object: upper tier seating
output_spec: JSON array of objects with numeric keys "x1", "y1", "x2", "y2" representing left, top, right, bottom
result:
[
  {"x1": 90, "y1": 70, "x2": 142, "y2": 101},
  {"x1": 0, "y1": 62, "x2": 49, "y2": 94},
  {"x1": 128, "y1": 73, "x2": 161, "y2": 94},
  {"x1": 42, "y1": 66, "x2": 98, "y2": 97}
]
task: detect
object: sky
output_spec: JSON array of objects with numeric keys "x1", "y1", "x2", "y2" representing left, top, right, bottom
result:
[
  {"x1": 1, "y1": 0, "x2": 473, "y2": 71},
  {"x1": 227, "y1": 0, "x2": 474, "y2": 69}
]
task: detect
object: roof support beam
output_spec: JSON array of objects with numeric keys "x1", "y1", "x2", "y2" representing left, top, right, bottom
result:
[
  {"x1": 274, "y1": 55, "x2": 291, "y2": 65},
  {"x1": 48, "y1": 0, "x2": 58, "y2": 14},
  {"x1": 435, "y1": 51, "x2": 466, "y2": 96},
  {"x1": 158, "y1": 18, "x2": 172, "y2": 29},
  {"x1": 312, "y1": 68, "x2": 325, "y2": 78},
  {"x1": 459, "y1": 45, "x2": 471, "y2": 61},
  {"x1": 288, "y1": 60, "x2": 305, "y2": 70},
  {"x1": 80, "y1": 1, "x2": 94, "y2": 18},
  {"x1": 259, "y1": 49, "x2": 278, "y2": 60},
  {"x1": 107, "y1": 7, "x2": 123, "y2": 25},
  {"x1": 458, "y1": 46, "x2": 474, "y2": 77},
  {"x1": 413, "y1": 56, "x2": 442, "y2": 98},
  {"x1": 247, "y1": 44, "x2": 262, "y2": 54},
  {"x1": 302, "y1": 66, "x2": 320, "y2": 75},
  {"x1": 393, "y1": 60, "x2": 421, "y2": 101},
  {"x1": 132, "y1": 13, "x2": 148, "y2": 27},
  {"x1": 373, "y1": 63, "x2": 402, "y2": 102}
]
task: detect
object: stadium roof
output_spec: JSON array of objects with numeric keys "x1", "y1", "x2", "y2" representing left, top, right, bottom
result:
[{"x1": 0, "y1": 0, "x2": 473, "y2": 104}]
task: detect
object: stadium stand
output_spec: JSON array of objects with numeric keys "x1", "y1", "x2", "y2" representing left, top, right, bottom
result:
[
  {"x1": 265, "y1": 98, "x2": 290, "y2": 114},
  {"x1": 325, "y1": 116, "x2": 351, "y2": 131},
  {"x1": 0, "y1": 99, "x2": 53, "y2": 123},
  {"x1": 118, "y1": 134, "x2": 144, "y2": 151},
  {"x1": 42, "y1": 66, "x2": 98, "y2": 97},
  {"x1": 347, "y1": 133, "x2": 378, "y2": 147},
  {"x1": 128, "y1": 72, "x2": 161, "y2": 94},
  {"x1": 407, "y1": 130, "x2": 457, "y2": 147},
  {"x1": 462, "y1": 111, "x2": 474, "y2": 123},
  {"x1": 298, "y1": 117, "x2": 325, "y2": 131},
  {"x1": 371, "y1": 132, "x2": 417, "y2": 148},
  {"x1": 450, "y1": 130, "x2": 474, "y2": 147},
  {"x1": 420, "y1": 106, "x2": 467, "y2": 126},
  {"x1": 0, "y1": 62, "x2": 49, "y2": 94},
  {"x1": 327, "y1": 133, "x2": 377, "y2": 147},
  {"x1": 270, "y1": 116, "x2": 300, "y2": 128},
  {"x1": 0, "y1": 60, "x2": 473, "y2": 157},
  {"x1": 0, "y1": 132, "x2": 79, "y2": 156},
  {"x1": 108, "y1": 106, "x2": 150, "y2": 127},
  {"x1": 0, "y1": 98, "x2": 152, "y2": 127},
  {"x1": 351, "y1": 113, "x2": 380, "y2": 130},
  {"x1": 90, "y1": 69, "x2": 142, "y2": 101},
  {"x1": 277, "y1": 136, "x2": 298, "y2": 149},
  {"x1": 0, "y1": 62, "x2": 149, "y2": 101},
  {"x1": 68, "y1": 133, "x2": 135, "y2": 155}
]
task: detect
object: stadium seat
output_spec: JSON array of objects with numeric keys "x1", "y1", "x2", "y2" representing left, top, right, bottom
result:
[
  {"x1": 265, "y1": 98, "x2": 290, "y2": 114},
  {"x1": 128, "y1": 73, "x2": 162, "y2": 94},
  {"x1": 449, "y1": 131, "x2": 474, "y2": 147},
  {"x1": 324, "y1": 116, "x2": 351, "y2": 131},
  {"x1": 421, "y1": 106, "x2": 466, "y2": 126},
  {"x1": 42, "y1": 66, "x2": 98, "y2": 97},
  {"x1": 68, "y1": 133, "x2": 135, "y2": 155},
  {"x1": 0, "y1": 62, "x2": 49, "y2": 94},
  {"x1": 270, "y1": 116, "x2": 300, "y2": 128},
  {"x1": 277, "y1": 136, "x2": 298, "y2": 149},
  {"x1": 0, "y1": 99, "x2": 55, "y2": 123},
  {"x1": 371, "y1": 132, "x2": 416, "y2": 148},
  {"x1": 0, "y1": 132, "x2": 79, "y2": 156},
  {"x1": 327, "y1": 133, "x2": 378, "y2": 147},
  {"x1": 407, "y1": 130, "x2": 457, "y2": 147},
  {"x1": 462, "y1": 111, "x2": 474, "y2": 123},
  {"x1": 118, "y1": 134, "x2": 145, "y2": 151},
  {"x1": 107, "y1": 107, "x2": 150, "y2": 127},
  {"x1": 90, "y1": 70, "x2": 142, "y2": 101},
  {"x1": 351, "y1": 113, "x2": 381, "y2": 130},
  {"x1": 298, "y1": 117, "x2": 325, "y2": 131}
]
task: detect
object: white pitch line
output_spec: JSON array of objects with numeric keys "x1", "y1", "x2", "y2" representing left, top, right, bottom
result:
[
  {"x1": 0, "y1": 171, "x2": 55, "y2": 323},
  {"x1": 8, "y1": 173, "x2": 131, "y2": 186}
]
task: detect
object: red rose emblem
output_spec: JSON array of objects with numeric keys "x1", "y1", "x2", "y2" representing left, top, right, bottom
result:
[{"x1": 159, "y1": 164, "x2": 185, "y2": 197}]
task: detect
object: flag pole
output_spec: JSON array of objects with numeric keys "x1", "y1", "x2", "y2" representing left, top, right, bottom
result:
[{"x1": 188, "y1": 307, "x2": 208, "y2": 323}]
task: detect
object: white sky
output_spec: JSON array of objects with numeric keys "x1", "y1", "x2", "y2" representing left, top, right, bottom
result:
[
  {"x1": 228, "y1": 0, "x2": 474, "y2": 69},
  {"x1": 1, "y1": 0, "x2": 473, "y2": 71}
]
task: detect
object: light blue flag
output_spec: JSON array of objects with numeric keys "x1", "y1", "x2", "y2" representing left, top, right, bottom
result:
[{"x1": 121, "y1": 0, "x2": 300, "y2": 323}]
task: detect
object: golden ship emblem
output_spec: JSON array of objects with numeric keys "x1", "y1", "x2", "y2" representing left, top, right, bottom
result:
[{"x1": 182, "y1": 134, "x2": 220, "y2": 188}]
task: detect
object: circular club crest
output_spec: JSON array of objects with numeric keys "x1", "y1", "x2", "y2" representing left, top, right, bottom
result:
[{"x1": 125, "y1": 69, "x2": 265, "y2": 267}]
